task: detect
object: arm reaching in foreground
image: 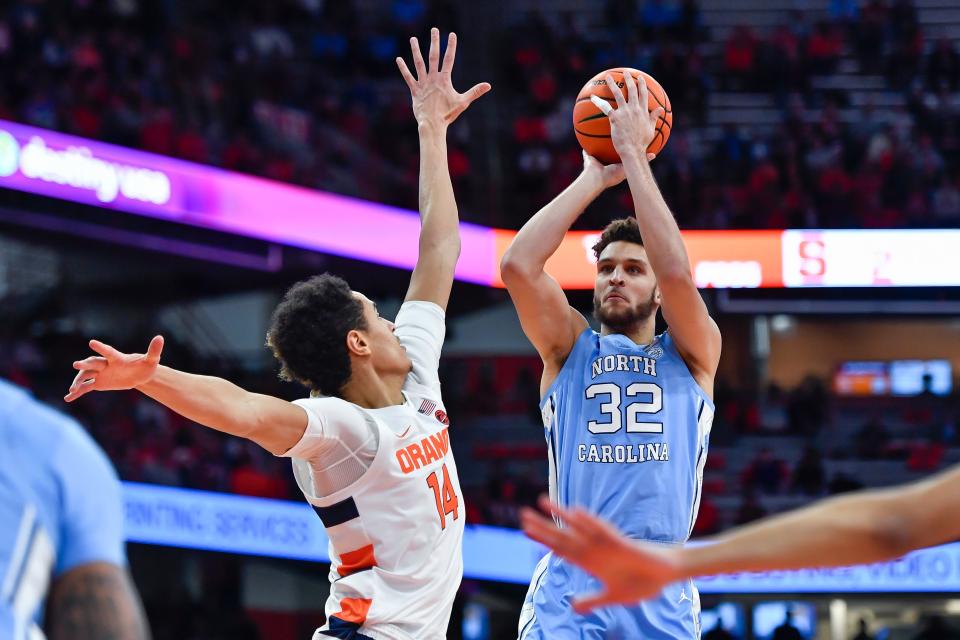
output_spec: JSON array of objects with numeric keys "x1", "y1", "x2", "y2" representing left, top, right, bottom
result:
[
  {"x1": 522, "y1": 464, "x2": 960, "y2": 613},
  {"x1": 64, "y1": 336, "x2": 307, "y2": 455}
]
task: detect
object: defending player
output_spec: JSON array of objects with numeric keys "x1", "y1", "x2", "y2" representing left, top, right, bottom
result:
[
  {"x1": 522, "y1": 462, "x2": 960, "y2": 612},
  {"x1": 500, "y1": 71, "x2": 721, "y2": 638},
  {"x1": 65, "y1": 29, "x2": 490, "y2": 640}
]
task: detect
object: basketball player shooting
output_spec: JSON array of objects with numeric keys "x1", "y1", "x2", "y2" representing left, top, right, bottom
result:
[
  {"x1": 64, "y1": 28, "x2": 490, "y2": 640},
  {"x1": 522, "y1": 462, "x2": 960, "y2": 613},
  {"x1": 500, "y1": 71, "x2": 721, "y2": 638}
]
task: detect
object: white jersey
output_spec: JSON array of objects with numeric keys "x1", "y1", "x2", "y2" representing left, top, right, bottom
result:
[{"x1": 280, "y1": 301, "x2": 463, "y2": 640}]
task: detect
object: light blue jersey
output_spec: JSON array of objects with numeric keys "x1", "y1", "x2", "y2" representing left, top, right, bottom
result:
[
  {"x1": 0, "y1": 379, "x2": 126, "y2": 640},
  {"x1": 520, "y1": 329, "x2": 714, "y2": 639}
]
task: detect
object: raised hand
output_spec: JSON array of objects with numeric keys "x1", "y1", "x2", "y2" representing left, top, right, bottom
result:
[
  {"x1": 590, "y1": 72, "x2": 663, "y2": 163},
  {"x1": 520, "y1": 495, "x2": 682, "y2": 613},
  {"x1": 396, "y1": 28, "x2": 491, "y2": 129},
  {"x1": 64, "y1": 335, "x2": 164, "y2": 402},
  {"x1": 581, "y1": 150, "x2": 626, "y2": 190}
]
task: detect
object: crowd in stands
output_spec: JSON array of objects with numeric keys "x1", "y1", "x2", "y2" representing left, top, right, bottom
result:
[{"x1": 1, "y1": 0, "x2": 960, "y2": 230}]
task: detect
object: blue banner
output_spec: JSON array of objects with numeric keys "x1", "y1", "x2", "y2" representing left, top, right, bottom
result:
[{"x1": 122, "y1": 483, "x2": 960, "y2": 592}]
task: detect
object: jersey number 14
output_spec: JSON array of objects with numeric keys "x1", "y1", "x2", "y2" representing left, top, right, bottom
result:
[
  {"x1": 585, "y1": 382, "x2": 663, "y2": 434},
  {"x1": 426, "y1": 463, "x2": 459, "y2": 529}
]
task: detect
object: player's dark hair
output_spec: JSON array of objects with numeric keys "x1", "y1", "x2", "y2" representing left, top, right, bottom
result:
[
  {"x1": 591, "y1": 217, "x2": 645, "y2": 260},
  {"x1": 266, "y1": 274, "x2": 366, "y2": 397}
]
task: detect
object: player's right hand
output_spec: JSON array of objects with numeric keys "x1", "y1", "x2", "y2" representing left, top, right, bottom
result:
[
  {"x1": 521, "y1": 495, "x2": 684, "y2": 613},
  {"x1": 396, "y1": 28, "x2": 491, "y2": 130},
  {"x1": 581, "y1": 150, "x2": 626, "y2": 190},
  {"x1": 64, "y1": 335, "x2": 164, "y2": 402}
]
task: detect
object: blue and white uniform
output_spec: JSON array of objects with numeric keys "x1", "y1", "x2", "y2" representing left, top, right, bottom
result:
[
  {"x1": 0, "y1": 379, "x2": 126, "y2": 640},
  {"x1": 519, "y1": 329, "x2": 714, "y2": 639}
]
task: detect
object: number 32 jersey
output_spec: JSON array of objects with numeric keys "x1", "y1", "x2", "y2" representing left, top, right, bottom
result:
[
  {"x1": 542, "y1": 328, "x2": 714, "y2": 543},
  {"x1": 522, "y1": 329, "x2": 715, "y2": 639}
]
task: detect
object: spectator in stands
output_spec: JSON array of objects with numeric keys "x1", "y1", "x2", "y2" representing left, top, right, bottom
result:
[
  {"x1": 792, "y1": 446, "x2": 825, "y2": 496},
  {"x1": 723, "y1": 26, "x2": 759, "y2": 90},
  {"x1": 853, "y1": 618, "x2": 875, "y2": 640},
  {"x1": 745, "y1": 447, "x2": 787, "y2": 494},
  {"x1": 772, "y1": 611, "x2": 803, "y2": 640},
  {"x1": 828, "y1": 471, "x2": 864, "y2": 494},
  {"x1": 704, "y1": 620, "x2": 738, "y2": 640},
  {"x1": 734, "y1": 489, "x2": 767, "y2": 525},
  {"x1": 926, "y1": 38, "x2": 960, "y2": 92},
  {"x1": 856, "y1": 416, "x2": 890, "y2": 459}
]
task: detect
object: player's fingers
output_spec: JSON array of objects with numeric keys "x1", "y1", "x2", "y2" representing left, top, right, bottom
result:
[
  {"x1": 637, "y1": 72, "x2": 649, "y2": 112},
  {"x1": 89, "y1": 339, "x2": 122, "y2": 360},
  {"x1": 145, "y1": 335, "x2": 165, "y2": 365},
  {"x1": 441, "y1": 31, "x2": 456, "y2": 73},
  {"x1": 64, "y1": 379, "x2": 96, "y2": 403},
  {"x1": 409, "y1": 36, "x2": 426, "y2": 79},
  {"x1": 605, "y1": 73, "x2": 625, "y2": 108},
  {"x1": 396, "y1": 57, "x2": 417, "y2": 91},
  {"x1": 462, "y1": 82, "x2": 491, "y2": 105},
  {"x1": 521, "y1": 510, "x2": 583, "y2": 559},
  {"x1": 625, "y1": 70, "x2": 639, "y2": 104},
  {"x1": 590, "y1": 94, "x2": 613, "y2": 116},
  {"x1": 647, "y1": 152, "x2": 656, "y2": 161},
  {"x1": 73, "y1": 356, "x2": 107, "y2": 372},
  {"x1": 428, "y1": 27, "x2": 440, "y2": 73},
  {"x1": 572, "y1": 591, "x2": 619, "y2": 614},
  {"x1": 650, "y1": 106, "x2": 665, "y2": 126}
]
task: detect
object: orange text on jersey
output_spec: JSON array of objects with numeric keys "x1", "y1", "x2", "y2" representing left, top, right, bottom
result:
[{"x1": 396, "y1": 428, "x2": 450, "y2": 474}]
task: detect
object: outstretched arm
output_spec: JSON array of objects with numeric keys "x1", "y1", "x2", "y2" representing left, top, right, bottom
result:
[
  {"x1": 500, "y1": 153, "x2": 626, "y2": 393},
  {"x1": 598, "y1": 74, "x2": 721, "y2": 392},
  {"x1": 65, "y1": 336, "x2": 306, "y2": 455},
  {"x1": 522, "y1": 464, "x2": 960, "y2": 612},
  {"x1": 47, "y1": 563, "x2": 150, "y2": 640},
  {"x1": 398, "y1": 28, "x2": 490, "y2": 311}
]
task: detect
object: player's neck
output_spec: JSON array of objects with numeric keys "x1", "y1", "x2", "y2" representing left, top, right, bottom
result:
[
  {"x1": 599, "y1": 318, "x2": 656, "y2": 346},
  {"x1": 340, "y1": 369, "x2": 406, "y2": 409}
]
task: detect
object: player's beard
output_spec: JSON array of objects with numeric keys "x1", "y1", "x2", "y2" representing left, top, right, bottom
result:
[{"x1": 593, "y1": 289, "x2": 658, "y2": 333}]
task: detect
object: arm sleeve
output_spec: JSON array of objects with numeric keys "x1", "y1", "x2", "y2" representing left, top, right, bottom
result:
[
  {"x1": 394, "y1": 300, "x2": 446, "y2": 395},
  {"x1": 52, "y1": 419, "x2": 126, "y2": 576},
  {"x1": 282, "y1": 397, "x2": 370, "y2": 460}
]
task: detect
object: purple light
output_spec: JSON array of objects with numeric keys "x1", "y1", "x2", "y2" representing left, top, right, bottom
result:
[{"x1": 0, "y1": 119, "x2": 497, "y2": 284}]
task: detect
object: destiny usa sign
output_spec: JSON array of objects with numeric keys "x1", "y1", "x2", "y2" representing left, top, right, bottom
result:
[{"x1": 123, "y1": 483, "x2": 960, "y2": 592}]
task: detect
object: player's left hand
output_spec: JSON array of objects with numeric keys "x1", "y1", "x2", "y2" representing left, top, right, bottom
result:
[
  {"x1": 397, "y1": 28, "x2": 491, "y2": 130},
  {"x1": 521, "y1": 495, "x2": 683, "y2": 613},
  {"x1": 64, "y1": 336, "x2": 164, "y2": 402},
  {"x1": 592, "y1": 71, "x2": 663, "y2": 163}
]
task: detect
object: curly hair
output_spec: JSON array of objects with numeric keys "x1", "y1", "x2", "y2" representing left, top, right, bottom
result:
[
  {"x1": 591, "y1": 217, "x2": 645, "y2": 260},
  {"x1": 266, "y1": 274, "x2": 366, "y2": 397}
]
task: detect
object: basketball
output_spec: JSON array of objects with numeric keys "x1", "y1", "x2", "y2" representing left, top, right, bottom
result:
[{"x1": 573, "y1": 67, "x2": 673, "y2": 164}]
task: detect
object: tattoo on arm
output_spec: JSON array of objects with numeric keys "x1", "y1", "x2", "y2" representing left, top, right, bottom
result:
[{"x1": 46, "y1": 563, "x2": 150, "y2": 640}]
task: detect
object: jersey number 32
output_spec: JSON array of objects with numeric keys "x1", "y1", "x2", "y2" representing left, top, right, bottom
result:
[{"x1": 585, "y1": 382, "x2": 663, "y2": 434}]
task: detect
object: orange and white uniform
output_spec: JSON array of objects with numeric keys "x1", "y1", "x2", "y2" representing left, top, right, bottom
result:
[{"x1": 280, "y1": 301, "x2": 463, "y2": 640}]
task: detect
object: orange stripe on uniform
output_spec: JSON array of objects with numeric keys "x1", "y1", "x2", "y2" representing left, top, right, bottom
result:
[
  {"x1": 334, "y1": 598, "x2": 373, "y2": 625},
  {"x1": 337, "y1": 544, "x2": 377, "y2": 577}
]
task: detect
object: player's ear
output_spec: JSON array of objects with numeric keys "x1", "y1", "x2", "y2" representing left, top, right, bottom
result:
[
  {"x1": 654, "y1": 285, "x2": 662, "y2": 306},
  {"x1": 346, "y1": 329, "x2": 372, "y2": 357}
]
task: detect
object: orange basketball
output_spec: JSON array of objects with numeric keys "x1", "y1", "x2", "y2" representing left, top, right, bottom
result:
[{"x1": 573, "y1": 67, "x2": 672, "y2": 165}]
